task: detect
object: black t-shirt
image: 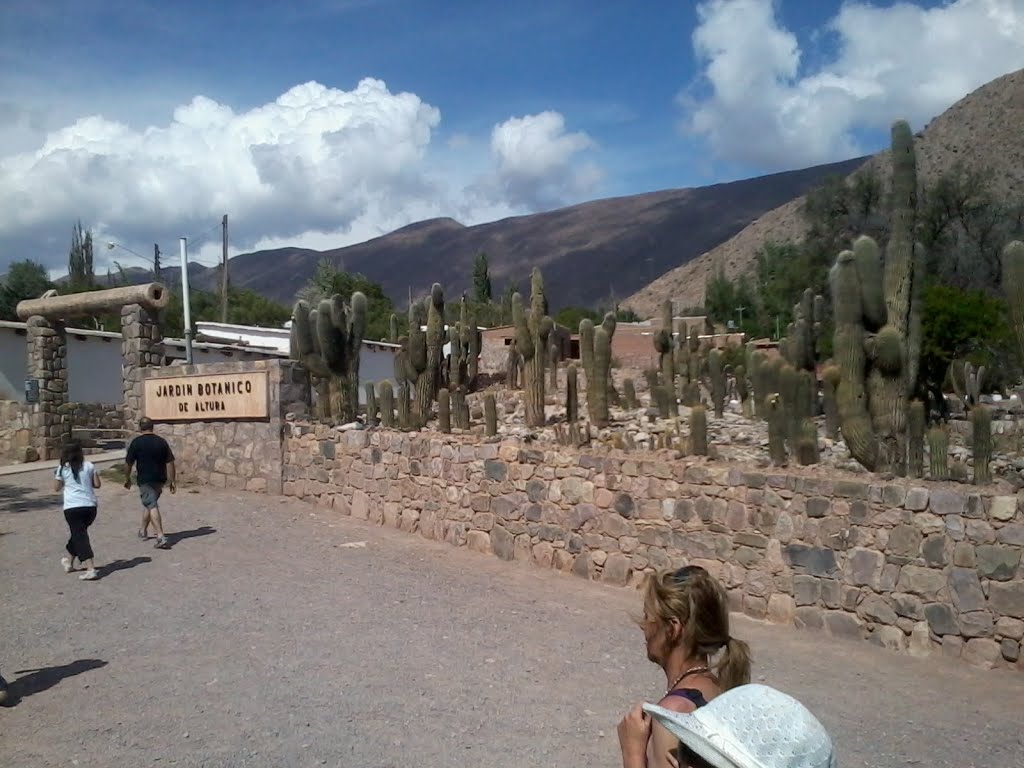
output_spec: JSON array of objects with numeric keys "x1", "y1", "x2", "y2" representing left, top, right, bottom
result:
[{"x1": 126, "y1": 433, "x2": 175, "y2": 485}]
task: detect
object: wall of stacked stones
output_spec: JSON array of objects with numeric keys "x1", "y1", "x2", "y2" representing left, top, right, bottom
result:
[
  {"x1": 144, "y1": 359, "x2": 309, "y2": 495},
  {"x1": 0, "y1": 400, "x2": 33, "y2": 463},
  {"x1": 281, "y1": 426, "x2": 1024, "y2": 672}
]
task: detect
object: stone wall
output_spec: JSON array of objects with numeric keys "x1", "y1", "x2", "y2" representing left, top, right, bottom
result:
[
  {"x1": 62, "y1": 403, "x2": 125, "y2": 451},
  {"x1": 146, "y1": 359, "x2": 309, "y2": 495},
  {"x1": 281, "y1": 429, "x2": 1024, "y2": 672},
  {"x1": 0, "y1": 399, "x2": 33, "y2": 463}
]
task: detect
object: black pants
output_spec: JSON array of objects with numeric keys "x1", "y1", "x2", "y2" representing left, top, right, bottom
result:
[{"x1": 64, "y1": 506, "x2": 97, "y2": 561}]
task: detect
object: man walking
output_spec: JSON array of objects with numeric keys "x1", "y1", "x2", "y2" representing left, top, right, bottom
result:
[{"x1": 124, "y1": 417, "x2": 176, "y2": 549}]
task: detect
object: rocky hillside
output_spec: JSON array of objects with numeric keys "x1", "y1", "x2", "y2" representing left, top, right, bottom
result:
[
  {"x1": 624, "y1": 67, "x2": 1024, "y2": 318},
  {"x1": 188, "y1": 157, "x2": 866, "y2": 310}
]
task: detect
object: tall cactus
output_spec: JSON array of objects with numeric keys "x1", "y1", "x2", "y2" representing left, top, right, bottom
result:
[
  {"x1": 950, "y1": 360, "x2": 985, "y2": 410},
  {"x1": 821, "y1": 364, "x2": 841, "y2": 440},
  {"x1": 708, "y1": 348, "x2": 726, "y2": 417},
  {"x1": 418, "y1": 284, "x2": 446, "y2": 421},
  {"x1": 484, "y1": 392, "x2": 497, "y2": 436},
  {"x1": 829, "y1": 120, "x2": 923, "y2": 474},
  {"x1": 388, "y1": 313, "x2": 398, "y2": 343},
  {"x1": 311, "y1": 292, "x2": 367, "y2": 424},
  {"x1": 622, "y1": 378, "x2": 638, "y2": 410},
  {"x1": 378, "y1": 381, "x2": 395, "y2": 428},
  {"x1": 654, "y1": 300, "x2": 677, "y2": 416},
  {"x1": 364, "y1": 381, "x2": 378, "y2": 426},
  {"x1": 438, "y1": 388, "x2": 451, "y2": 433},
  {"x1": 566, "y1": 363, "x2": 579, "y2": 422},
  {"x1": 766, "y1": 394, "x2": 788, "y2": 466},
  {"x1": 289, "y1": 299, "x2": 331, "y2": 419},
  {"x1": 928, "y1": 425, "x2": 949, "y2": 481},
  {"x1": 513, "y1": 268, "x2": 553, "y2": 428},
  {"x1": 690, "y1": 405, "x2": 708, "y2": 456},
  {"x1": 907, "y1": 399, "x2": 925, "y2": 478},
  {"x1": 591, "y1": 325, "x2": 612, "y2": 427},
  {"x1": 972, "y1": 404, "x2": 992, "y2": 484}
]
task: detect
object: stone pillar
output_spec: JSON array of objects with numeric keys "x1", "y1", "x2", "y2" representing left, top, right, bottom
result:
[
  {"x1": 27, "y1": 315, "x2": 70, "y2": 460},
  {"x1": 122, "y1": 303, "x2": 162, "y2": 429}
]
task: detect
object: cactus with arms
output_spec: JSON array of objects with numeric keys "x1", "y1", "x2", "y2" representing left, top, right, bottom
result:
[
  {"x1": 829, "y1": 120, "x2": 924, "y2": 474},
  {"x1": 513, "y1": 268, "x2": 554, "y2": 428}
]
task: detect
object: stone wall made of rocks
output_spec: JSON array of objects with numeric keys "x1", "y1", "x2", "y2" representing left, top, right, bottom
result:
[
  {"x1": 62, "y1": 403, "x2": 125, "y2": 450},
  {"x1": 281, "y1": 428, "x2": 1024, "y2": 672},
  {"x1": 145, "y1": 359, "x2": 310, "y2": 495},
  {"x1": 0, "y1": 399, "x2": 34, "y2": 463}
]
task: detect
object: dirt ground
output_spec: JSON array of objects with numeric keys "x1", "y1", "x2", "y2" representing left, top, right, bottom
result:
[{"x1": 1, "y1": 470, "x2": 1021, "y2": 768}]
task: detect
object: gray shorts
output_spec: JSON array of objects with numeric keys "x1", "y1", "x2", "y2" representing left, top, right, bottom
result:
[{"x1": 139, "y1": 484, "x2": 163, "y2": 510}]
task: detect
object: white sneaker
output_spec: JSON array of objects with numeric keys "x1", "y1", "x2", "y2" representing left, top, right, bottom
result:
[
  {"x1": 79, "y1": 569, "x2": 99, "y2": 581},
  {"x1": 61, "y1": 556, "x2": 73, "y2": 573}
]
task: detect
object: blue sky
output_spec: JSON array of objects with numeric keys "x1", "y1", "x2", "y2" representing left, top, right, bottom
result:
[{"x1": 1, "y1": 0, "x2": 1022, "y2": 274}]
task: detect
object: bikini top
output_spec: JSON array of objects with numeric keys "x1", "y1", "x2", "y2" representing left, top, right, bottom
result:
[{"x1": 663, "y1": 687, "x2": 708, "y2": 708}]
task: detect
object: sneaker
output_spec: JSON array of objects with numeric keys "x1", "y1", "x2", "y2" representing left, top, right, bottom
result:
[
  {"x1": 61, "y1": 556, "x2": 74, "y2": 573},
  {"x1": 154, "y1": 536, "x2": 169, "y2": 549},
  {"x1": 79, "y1": 569, "x2": 99, "y2": 581}
]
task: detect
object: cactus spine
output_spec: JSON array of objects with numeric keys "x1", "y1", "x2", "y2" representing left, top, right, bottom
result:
[
  {"x1": 830, "y1": 121, "x2": 922, "y2": 475},
  {"x1": 654, "y1": 300, "x2": 678, "y2": 416},
  {"x1": 766, "y1": 394, "x2": 788, "y2": 466},
  {"x1": 708, "y1": 348, "x2": 726, "y2": 417},
  {"x1": 907, "y1": 399, "x2": 925, "y2": 478},
  {"x1": 364, "y1": 382, "x2": 378, "y2": 426},
  {"x1": 307, "y1": 291, "x2": 367, "y2": 424},
  {"x1": 378, "y1": 381, "x2": 395, "y2": 428},
  {"x1": 795, "y1": 418, "x2": 819, "y2": 466},
  {"x1": 972, "y1": 404, "x2": 992, "y2": 484},
  {"x1": 438, "y1": 388, "x2": 451, "y2": 433},
  {"x1": 484, "y1": 392, "x2": 497, "y2": 436},
  {"x1": 623, "y1": 378, "x2": 638, "y2": 410},
  {"x1": 566, "y1": 363, "x2": 579, "y2": 422},
  {"x1": 927, "y1": 426, "x2": 949, "y2": 481},
  {"x1": 513, "y1": 268, "x2": 553, "y2": 428},
  {"x1": 690, "y1": 404, "x2": 708, "y2": 456}
]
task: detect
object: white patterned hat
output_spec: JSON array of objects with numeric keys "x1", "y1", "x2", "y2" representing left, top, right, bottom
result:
[{"x1": 643, "y1": 684, "x2": 837, "y2": 768}]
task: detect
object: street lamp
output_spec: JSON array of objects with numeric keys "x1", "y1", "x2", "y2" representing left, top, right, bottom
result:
[{"x1": 106, "y1": 241, "x2": 161, "y2": 280}]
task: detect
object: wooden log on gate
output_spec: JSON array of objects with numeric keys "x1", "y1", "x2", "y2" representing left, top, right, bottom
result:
[{"x1": 16, "y1": 282, "x2": 170, "y2": 320}]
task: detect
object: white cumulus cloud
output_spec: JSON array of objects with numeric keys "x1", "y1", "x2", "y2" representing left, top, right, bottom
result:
[
  {"x1": 483, "y1": 111, "x2": 602, "y2": 209},
  {"x1": 0, "y1": 79, "x2": 601, "y2": 276},
  {"x1": 684, "y1": 0, "x2": 1024, "y2": 170}
]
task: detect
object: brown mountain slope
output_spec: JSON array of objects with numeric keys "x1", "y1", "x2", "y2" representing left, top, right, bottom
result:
[
  {"x1": 194, "y1": 157, "x2": 866, "y2": 310},
  {"x1": 624, "y1": 67, "x2": 1024, "y2": 318}
]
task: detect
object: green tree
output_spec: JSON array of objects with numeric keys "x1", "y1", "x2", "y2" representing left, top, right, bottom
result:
[
  {"x1": 0, "y1": 260, "x2": 53, "y2": 320},
  {"x1": 919, "y1": 285, "x2": 1012, "y2": 418},
  {"x1": 555, "y1": 305, "x2": 600, "y2": 330},
  {"x1": 68, "y1": 220, "x2": 95, "y2": 290},
  {"x1": 473, "y1": 253, "x2": 492, "y2": 303},
  {"x1": 297, "y1": 258, "x2": 397, "y2": 341}
]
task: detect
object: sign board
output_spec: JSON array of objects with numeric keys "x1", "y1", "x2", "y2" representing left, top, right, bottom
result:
[
  {"x1": 143, "y1": 371, "x2": 270, "y2": 421},
  {"x1": 24, "y1": 379, "x2": 39, "y2": 404}
]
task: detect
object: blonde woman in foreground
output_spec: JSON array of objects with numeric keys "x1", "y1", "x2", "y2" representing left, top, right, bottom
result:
[{"x1": 618, "y1": 565, "x2": 752, "y2": 768}]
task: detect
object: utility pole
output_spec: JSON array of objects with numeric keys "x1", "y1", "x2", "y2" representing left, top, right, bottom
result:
[
  {"x1": 153, "y1": 244, "x2": 161, "y2": 282},
  {"x1": 180, "y1": 238, "x2": 194, "y2": 364},
  {"x1": 220, "y1": 214, "x2": 229, "y2": 323},
  {"x1": 736, "y1": 305, "x2": 746, "y2": 329}
]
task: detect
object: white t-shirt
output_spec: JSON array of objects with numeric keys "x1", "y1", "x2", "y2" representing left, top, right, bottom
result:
[{"x1": 55, "y1": 461, "x2": 98, "y2": 510}]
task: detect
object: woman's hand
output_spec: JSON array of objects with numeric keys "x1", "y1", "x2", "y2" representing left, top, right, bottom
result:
[{"x1": 618, "y1": 702, "x2": 652, "y2": 768}]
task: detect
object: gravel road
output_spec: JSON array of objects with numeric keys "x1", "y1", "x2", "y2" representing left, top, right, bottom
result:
[{"x1": 1, "y1": 470, "x2": 1021, "y2": 767}]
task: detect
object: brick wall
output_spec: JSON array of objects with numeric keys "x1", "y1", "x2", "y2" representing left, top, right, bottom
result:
[{"x1": 281, "y1": 428, "x2": 1024, "y2": 672}]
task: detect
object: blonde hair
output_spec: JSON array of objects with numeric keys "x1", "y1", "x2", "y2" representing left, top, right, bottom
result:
[{"x1": 643, "y1": 565, "x2": 752, "y2": 691}]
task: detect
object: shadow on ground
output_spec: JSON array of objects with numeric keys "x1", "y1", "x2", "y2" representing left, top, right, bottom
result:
[
  {"x1": 1, "y1": 659, "x2": 108, "y2": 707},
  {"x1": 0, "y1": 484, "x2": 53, "y2": 514},
  {"x1": 100, "y1": 557, "x2": 152, "y2": 578},
  {"x1": 166, "y1": 526, "x2": 216, "y2": 548}
]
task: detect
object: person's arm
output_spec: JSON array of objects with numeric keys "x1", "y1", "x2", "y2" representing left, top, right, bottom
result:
[
  {"x1": 124, "y1": 441, "x2": 135, "y2": 489},
  {"x1": 92, "y1": 465, "x2": 102, "y2": 489},
  {"x1": 167, "y1": 460, "x2": 177, "y2": 492},
  {"x1": 53, "y1": 468, "x2": 63, "y2": 493},
  {"x1": 618, "y1": 703, "x2": 652, "y2": 768}
]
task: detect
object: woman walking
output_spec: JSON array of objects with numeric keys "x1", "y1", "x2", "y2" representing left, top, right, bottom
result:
[{"x1": 54, "y1": 440, "x2": 101, "y2": 581}]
